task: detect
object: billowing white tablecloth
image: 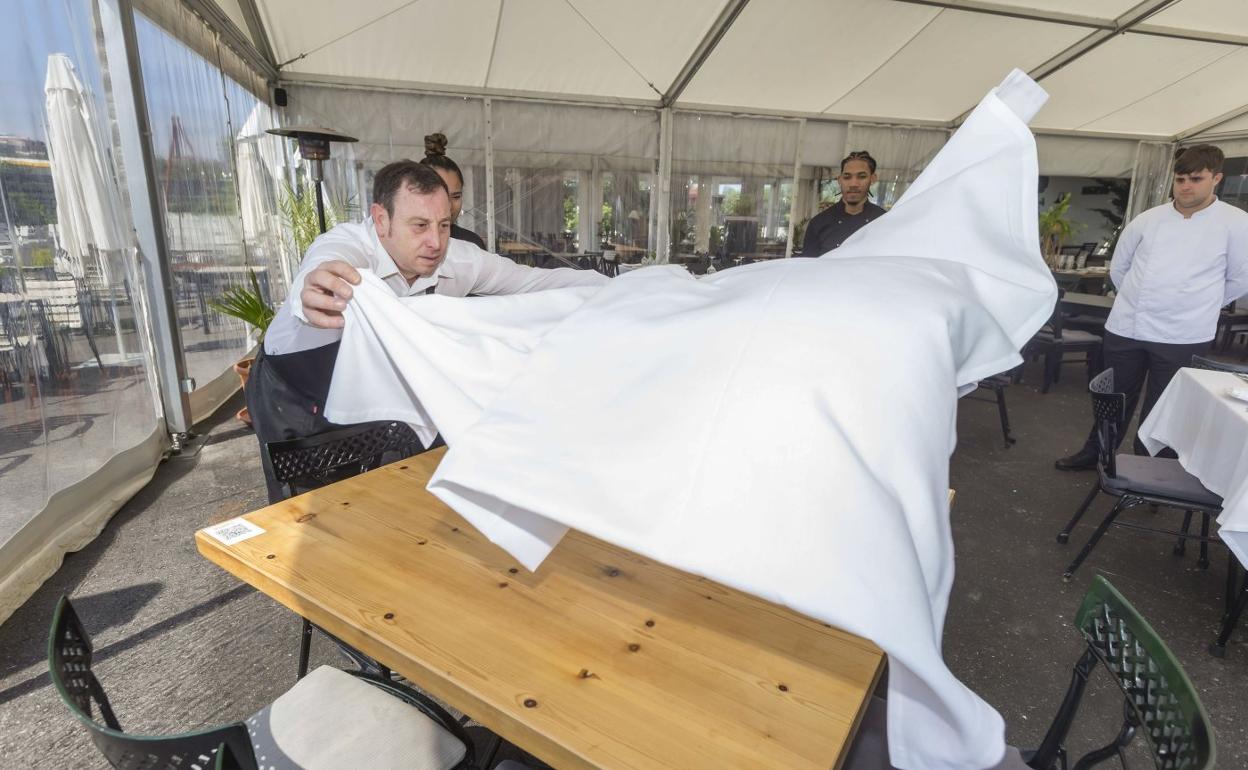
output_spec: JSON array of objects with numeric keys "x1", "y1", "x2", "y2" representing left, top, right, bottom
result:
[
  {"x1": 326, "y1": 70, "x2": 1057, "y2": 770},
  {"x1": 1139, "y1": 367, "x2": 1248, "y2": 568}
]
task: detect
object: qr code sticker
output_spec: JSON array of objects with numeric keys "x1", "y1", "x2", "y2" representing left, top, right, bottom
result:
[{"x1": 206, "y1": 517, "x2": 265, "y2": 545}]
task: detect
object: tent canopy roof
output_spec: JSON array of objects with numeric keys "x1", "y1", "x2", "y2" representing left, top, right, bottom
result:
[{"x1": 214, "y1": 0, "x2": 1248, "y2": 141}]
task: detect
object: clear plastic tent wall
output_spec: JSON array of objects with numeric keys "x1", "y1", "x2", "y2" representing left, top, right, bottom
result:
[
  {"x1": 0, "y1": 0, "x2": 161, "y2": 621},
  {"x1": 133, "y1": 4, "x2": 291, "y2": 421},
  {"x1": 0, "y1": 0, "x2": 292, "y2": 623}
]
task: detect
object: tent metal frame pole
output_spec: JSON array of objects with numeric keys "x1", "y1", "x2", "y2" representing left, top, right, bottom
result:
[
  {"x1": 655, "y1": 108, "x2": 674, "y2": 263},
  {"x1": 950, "y1": 0, "x2": 1182, "y2": 127},
  {"x1": 785, "y1": 119, "x2": 805, "y2": 259},
  {"x1": 179, "y1": 0, "x2": 279, "y2": 83},
  {"x1": 484, "y1": 97, "x2": 497, "y2": 251},
  {"x1": 661, "y1": 0, "x2": 751, "y2": 108},
  {"x1": 1179, "y1": 104, "x2": 1248, "y2": 142},
  {"x1": 99, "y1": 0, "x2": 195, "y2": 440},
  {"x1": 235, "y1": 0, "x2": 279, "y2": 71},
  {"x1": 892, "y1": 0, "x2": 1248, "y2": 46}
]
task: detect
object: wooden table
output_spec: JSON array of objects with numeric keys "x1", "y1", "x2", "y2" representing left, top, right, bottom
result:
[{"x1": 197, "y1": 448, "x2": 885, "y2": 769}]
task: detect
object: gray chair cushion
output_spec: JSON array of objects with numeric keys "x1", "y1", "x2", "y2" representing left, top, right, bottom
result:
[
  {"x1": 245, "y1": 666, "x2": 466, "y2": 770},
  {"x1": 842, "y1": 696, "x2": 1029, "y2": 770},
  {"x1": 1104, "y1": 456, "x2": 1223, "y2": 507}
]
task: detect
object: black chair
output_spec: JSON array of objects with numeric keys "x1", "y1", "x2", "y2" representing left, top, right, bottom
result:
[
  {"x1": 1210, "y1": 551, "x2": 1248, "y2": 658},
  {"x1": 968, "y1": 372, "x2": 1018, "y2": 448},
  {"x1": 1190, "y1": 354, "x2": 1248, "y2": 375},
  {"x1": 264, "y1": 421, "x2": 428, "y2": 679},
  {"x1": 1057, "y1": 369, "x2": 1223, "y2": 580},
  {"x1": 1216, "y1": 303, "x2": 1248, "y2": 355},
  {"x1": 1025, "y1": 290, "x2": 1102, "y2": 394},
  {"x1": 49, "y1": 596, "x2": 473, "y2": 770},
  {"x1": 1025, "y1": 575, "x2": 1215, "y2": 770}
]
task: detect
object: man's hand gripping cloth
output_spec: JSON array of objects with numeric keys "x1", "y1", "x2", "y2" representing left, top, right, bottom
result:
[{"x1": 327, "y1": 69, "x2": 1057, "y2": 770}]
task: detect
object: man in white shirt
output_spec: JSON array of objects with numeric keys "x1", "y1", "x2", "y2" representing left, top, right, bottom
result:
[
  {"x1": 1057, "y1": 144, "x2": 1248, "y2": 469},
  {"x1": 247, "y1": 161, "x2": 607, "y2": 499}
]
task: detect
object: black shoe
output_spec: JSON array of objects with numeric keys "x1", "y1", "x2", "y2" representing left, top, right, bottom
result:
[{"x1": 1055, "y1": 448, "x2": 1098, "y2": 471}]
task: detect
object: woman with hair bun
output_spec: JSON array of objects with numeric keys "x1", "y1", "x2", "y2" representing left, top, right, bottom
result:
[{"x1": 420, "y1": 132, "x2": 486, "y2": 250}]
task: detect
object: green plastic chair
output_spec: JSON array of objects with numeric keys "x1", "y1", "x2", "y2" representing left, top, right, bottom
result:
[{"x1": 1026, "y1": 575, "x2": 1215, "y2": 769}]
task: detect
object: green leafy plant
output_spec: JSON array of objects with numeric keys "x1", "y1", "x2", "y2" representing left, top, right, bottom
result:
[
  {"x1": 208, "y1": 268, "x2": 274, "y2": 340},
  {"x1": 280, "y1": 180, "x2": 342, "y2": 258},
  {"x1": 1039, "y1": 193, "x2": 1081, "y2": 265}
]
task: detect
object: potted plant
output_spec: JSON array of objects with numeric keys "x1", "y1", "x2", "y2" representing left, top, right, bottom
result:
[
  {"x1": 208, "y1": 269, "x2": 274, "y2": 425},
  {"x1": 1039, "y1": 193, "x2": 1081, "y2": 268}
]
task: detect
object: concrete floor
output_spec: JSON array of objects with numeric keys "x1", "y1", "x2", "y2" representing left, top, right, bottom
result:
[{"x1": 0, "y1": 354, "x2": 1245, "y2": 769}]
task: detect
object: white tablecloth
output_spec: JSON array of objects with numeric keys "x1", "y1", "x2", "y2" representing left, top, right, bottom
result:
[
  {"x1": 1139, "y1": 367, "x2": 1248, "y2": 568},
  {"x1": 327, "y1": 70, "x2": 1056, "y2": 770}
]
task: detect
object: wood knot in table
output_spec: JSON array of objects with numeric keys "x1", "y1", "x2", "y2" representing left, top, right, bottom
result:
[
  {"x1": 383, "y1": 612, "x2": 395, "y2": 621},
  {"x1": 602, "y1": 566, "x2": 622, "y2": 578},
  {"x1": 295, "y1": 513, "x2": 316, "y2": 523},
  {"x1": 777, "y1": 683, "x2": 789, "y2": 692},
  {"x1": 523, "y1": 698, "x2": 538, "y2": 708},
  {"x1": 627, "y1": 643, "x2": 641, "y2": 653},
  {"x1": 577, "y1": 669, "x2": 598, "y2": 680}
]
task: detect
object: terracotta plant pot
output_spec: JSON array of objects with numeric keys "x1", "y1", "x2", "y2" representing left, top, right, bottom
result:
[{"x1": 233, "y1": 357, "x2": 254, "y2": 426}]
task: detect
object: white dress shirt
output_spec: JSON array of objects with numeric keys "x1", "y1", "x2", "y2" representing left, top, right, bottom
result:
[
  {"x1": 264, "y1": 218, "x2": 609, "y2": 355},
  {"x1": 1105, "y1": 198, "x2": 1248, "y2": 344}
]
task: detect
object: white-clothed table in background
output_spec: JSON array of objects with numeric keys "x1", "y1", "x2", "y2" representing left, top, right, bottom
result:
[
  {"x1": 326, "y1": 70, "x2": 1057, "y2": 770},
  {"x1": 1140, "y1": 367, "x2": 1248, "y2": 569}
]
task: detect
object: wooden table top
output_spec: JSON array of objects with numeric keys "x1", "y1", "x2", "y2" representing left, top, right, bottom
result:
[{"x1": 197, "y1": 448, "x2": 885, "y2": 770}]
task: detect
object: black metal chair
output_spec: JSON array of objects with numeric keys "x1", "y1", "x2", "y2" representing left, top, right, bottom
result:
[
  {"x1": 1210, "y1": 549, "x2": 1248, "y2": 659},
  {"x1": 1025, "y1": 575, "x2": 1215, "y2": 770},
  {"x1": 264, "y1": 421, "x2": 428, "y2": 679},
  {"x1": 1190, "y1": 354, "x2": 1248, "y2": 375},
  {"x1": 1057, "y1": 369, "x2": 1223, "y2": 580},
  {"x1": 49, "y1": 596, "x2": 473, "y2": 770},
  {"x1": 969, "y1": 372, "x2": 1018, "y2": 448},
  {"x1": 1025, "y1": 290, "x2": 1102, "y2": 394}
]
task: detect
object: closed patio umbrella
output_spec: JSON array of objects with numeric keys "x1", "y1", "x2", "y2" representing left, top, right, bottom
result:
[{"x1": 44, "y1": 53, "x2": 128, "y2": 358}]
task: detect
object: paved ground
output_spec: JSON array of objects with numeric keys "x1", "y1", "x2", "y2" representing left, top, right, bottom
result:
[{"x1": 0, "y1": 352, "x2": 1245, "y2": 769}]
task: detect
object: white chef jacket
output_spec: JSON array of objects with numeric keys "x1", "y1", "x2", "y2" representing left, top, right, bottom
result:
[
  {"x1": 1105, "y1": 198, "x2": 1248, "y2": 344},
  {"x1": 264, "y1": 218, "x2": 608, "y2": 355}
]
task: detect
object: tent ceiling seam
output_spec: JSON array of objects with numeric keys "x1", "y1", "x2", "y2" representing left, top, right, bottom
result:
[
  {"x1": 274, "y1": 0, "x2": 425, "y2": 69},
  {"x1": 1073, "y1": 47, "x2": 1242, "y2": 132},
  {"x1": 559, "y1": 0, "x2": 662, "y2": 99},
  {"x1": 483, "y1": 0, "x2": 505, "y2": 88},
  {"x1": 819, "y1": 9, "x2": 944, "y2": 114}
]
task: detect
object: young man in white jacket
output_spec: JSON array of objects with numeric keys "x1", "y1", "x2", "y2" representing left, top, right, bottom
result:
[{"x1": 1057, "y1": 144, "x2": 1248, "y2": 469}]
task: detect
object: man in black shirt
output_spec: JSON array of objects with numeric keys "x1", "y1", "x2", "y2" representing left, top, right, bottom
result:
[{"x1": 802, "y1": 150, "x2": 887, "y2": 256}]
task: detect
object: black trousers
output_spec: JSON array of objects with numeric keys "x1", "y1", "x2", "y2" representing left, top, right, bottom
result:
[{"x1": 1081, "y1": 331, "x2": 1210, "y2": 456}]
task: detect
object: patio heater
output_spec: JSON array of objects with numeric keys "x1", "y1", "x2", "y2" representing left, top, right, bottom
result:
[{"x1": 267, "y1": 126, "x2": 358, "y2": 234}]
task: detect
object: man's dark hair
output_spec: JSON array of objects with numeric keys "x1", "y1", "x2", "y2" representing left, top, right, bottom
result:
[
  {"x1": 1173, "y1": 144, "x2": 1224, "y2": 176},
  {"x1": 841, "y1": 150, "x2": 877, "y2": 174},
  {"x1": 372, "y1": 160, "x2": 448, "y2": 217}
]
